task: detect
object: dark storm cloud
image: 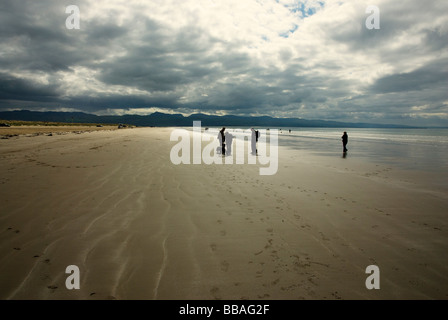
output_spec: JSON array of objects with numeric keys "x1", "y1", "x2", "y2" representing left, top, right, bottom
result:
[
  {"x1": 325, "y1": 1, "x2": 446, "y2": 53},
  {"x1": 62, "y1": 93, "x2": 181, "y2": 112},
  {"x1": 0, "y1": 0, "x2": 314, "y2": 114},
  {"x1": 85, "y1": 21, "x2": 128, "y2": 46},
  {"x1": 369, "y1": 62, "x2": 448, "y2": 94},
  {"x1": 0, "y1": 0, "x2": 446, "y2": 126},
  {"x1": 95, "y1": 21, "x2": 252, "y2": 94},
  {"x1": 0, "y1": 0, "x2": 86, "y2": 72},
  {"x1": 97, "y1": 39, "x2": 218, "y2": 92},
  {"x1": 423, "y1": 28, "x2": 448, "y2": 52},
  {"x1": 0, "y1": 73, "x2": 60, "y2": 101}
]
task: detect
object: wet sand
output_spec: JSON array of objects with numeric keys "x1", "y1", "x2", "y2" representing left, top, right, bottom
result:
[{"x1": 0, "y1": 127, "x2": 447, "y2": 300}]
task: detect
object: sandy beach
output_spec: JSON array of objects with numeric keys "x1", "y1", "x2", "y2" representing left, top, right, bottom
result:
[
  {"x1": 0, "y1": 126, "x2": 447, "y2": 300},
  {"x1": 0, "y1": 125, "x2": 119, "y2": 137}
]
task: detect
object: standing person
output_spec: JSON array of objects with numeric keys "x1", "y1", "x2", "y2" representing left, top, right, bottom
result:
[
  {"x1": 251, "y1": 128, "x2": 258, "y2": 155},
  {"x1": 225, "y1": 131, "x2": 234, "y2": 156},
  {"x1": 218, "y1": 127, "x2": 226, "y2": 155},
  {"x1": 342, "y1": 131, "x2": 348, "y2": 153}
]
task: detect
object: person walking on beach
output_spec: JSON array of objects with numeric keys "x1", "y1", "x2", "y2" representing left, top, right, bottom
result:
[
  {"x1": 342, "y1": 131, "x2": 348, "y2": 153},
  {"x1": 218, "y1": 127, "x2": 226, "y2": 155}
]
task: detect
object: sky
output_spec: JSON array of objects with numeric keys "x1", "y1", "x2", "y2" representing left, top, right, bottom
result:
[{"x1": 0, "y1": 0, "x2": 447, "y2": 126}]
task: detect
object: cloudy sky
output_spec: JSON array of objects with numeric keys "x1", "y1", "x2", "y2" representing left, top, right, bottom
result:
[{"x1": 0, "y1": 0, "x2": 447, "y2": 126}]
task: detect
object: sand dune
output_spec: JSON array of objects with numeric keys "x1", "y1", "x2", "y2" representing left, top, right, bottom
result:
[{"x1": 0, "y1": 127, "x2": 447, "y2": 300}]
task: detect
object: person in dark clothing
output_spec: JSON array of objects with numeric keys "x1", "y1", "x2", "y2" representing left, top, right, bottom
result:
[
  {"x1": 251, "y1": 128, "x2": 258, "y2": 155},
  {"x1": 225, "y1": 131, "x2": 234, "y2": 156},
  {"x1": 342, "y1": 131, "x2": 348, "y2": 153},
  {"x1": 218, "y1": 127, "x2": 226, "y2": 155}
]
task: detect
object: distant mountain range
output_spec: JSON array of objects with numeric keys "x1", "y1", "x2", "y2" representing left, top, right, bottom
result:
[{"x1": 0, "y1": 110, "x2": 420, "y2": 128}]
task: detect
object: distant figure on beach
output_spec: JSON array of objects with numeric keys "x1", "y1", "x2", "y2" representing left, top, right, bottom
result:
[
  {"x1": 225, "y1": 131, "x2": 234, "y2": 156},
  {"x1": 218, "y1": 127, "x2": 226, "y2": 155},
  {"x1": 251, "y1": 128, "x2": 258, "y2": 155},
  {"x1": 342, "y1": 131, "x2": 348, "y2": 153}
]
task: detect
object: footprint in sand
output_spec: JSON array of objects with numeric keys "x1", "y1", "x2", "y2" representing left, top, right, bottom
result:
[
  {"x1": 210, "y1": 287, "x2": 222, "y2": 300},
  {"x1": 331, "y1": 291, "x2": 342, "y2": 299},
  {"x1": 319, "y1": 232, "x2": 330, "y2": 241},
  {"x1": 263, "y1": 278, "x2": 280, "y2": 288},
  {"x1": 210, "y1": 244, "x2": 217, "y2": 252},
  {"x1": 221, "y1": 260, "x2": 230, "y2": 272},
  {"x1": 265, "y1": 239, "x2": 273, "y2": 249}
]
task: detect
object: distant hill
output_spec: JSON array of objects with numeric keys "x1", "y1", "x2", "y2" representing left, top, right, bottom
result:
[{"x1": 0, "y1": 110, "x2": 420, "y2": 128}]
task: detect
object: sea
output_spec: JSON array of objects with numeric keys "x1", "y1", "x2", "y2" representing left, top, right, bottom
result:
[
  {"x1": 279, "y1": 127, "x2": 448, "y2": 172},
  {"x1": 182, "y1": 125, "x2": 448, "y2": 192},
  {"x1": 186, "y1": 125, "x2": 448, "y2": 184},
  {"x1": 275, "y1": 127, "x2": 448, "y2": 193}
]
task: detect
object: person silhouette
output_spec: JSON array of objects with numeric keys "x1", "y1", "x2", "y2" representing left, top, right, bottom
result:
[
  {"x1": 218, "y1": 127, "x2": 226, "y2": 155},
  {"x1": 342, "y1": 131, "x2": 348, "y2": 153},
  {"x1": 225, "y1": 131, "x2": 234, "y2": 156},
  {"x1": 251, "y1": 128, "x2": 258, "y2": 155}
]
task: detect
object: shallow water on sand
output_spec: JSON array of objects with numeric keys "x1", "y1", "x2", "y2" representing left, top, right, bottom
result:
[{"x1": 279, "y1": 128, "x2": 448, "y2": 170}]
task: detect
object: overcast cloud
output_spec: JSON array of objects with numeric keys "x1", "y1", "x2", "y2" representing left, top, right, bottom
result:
[{"x1": 0, "y1": 0, "x2": 447, "y2": 126}]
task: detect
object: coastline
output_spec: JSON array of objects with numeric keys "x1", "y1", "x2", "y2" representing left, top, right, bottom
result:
[
  {"x1": 0, "y1": 127, "x2": 447, "y2": 299},
  {"x1": 0, "y1": 125, "x2": 120, "y2": 138}
]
